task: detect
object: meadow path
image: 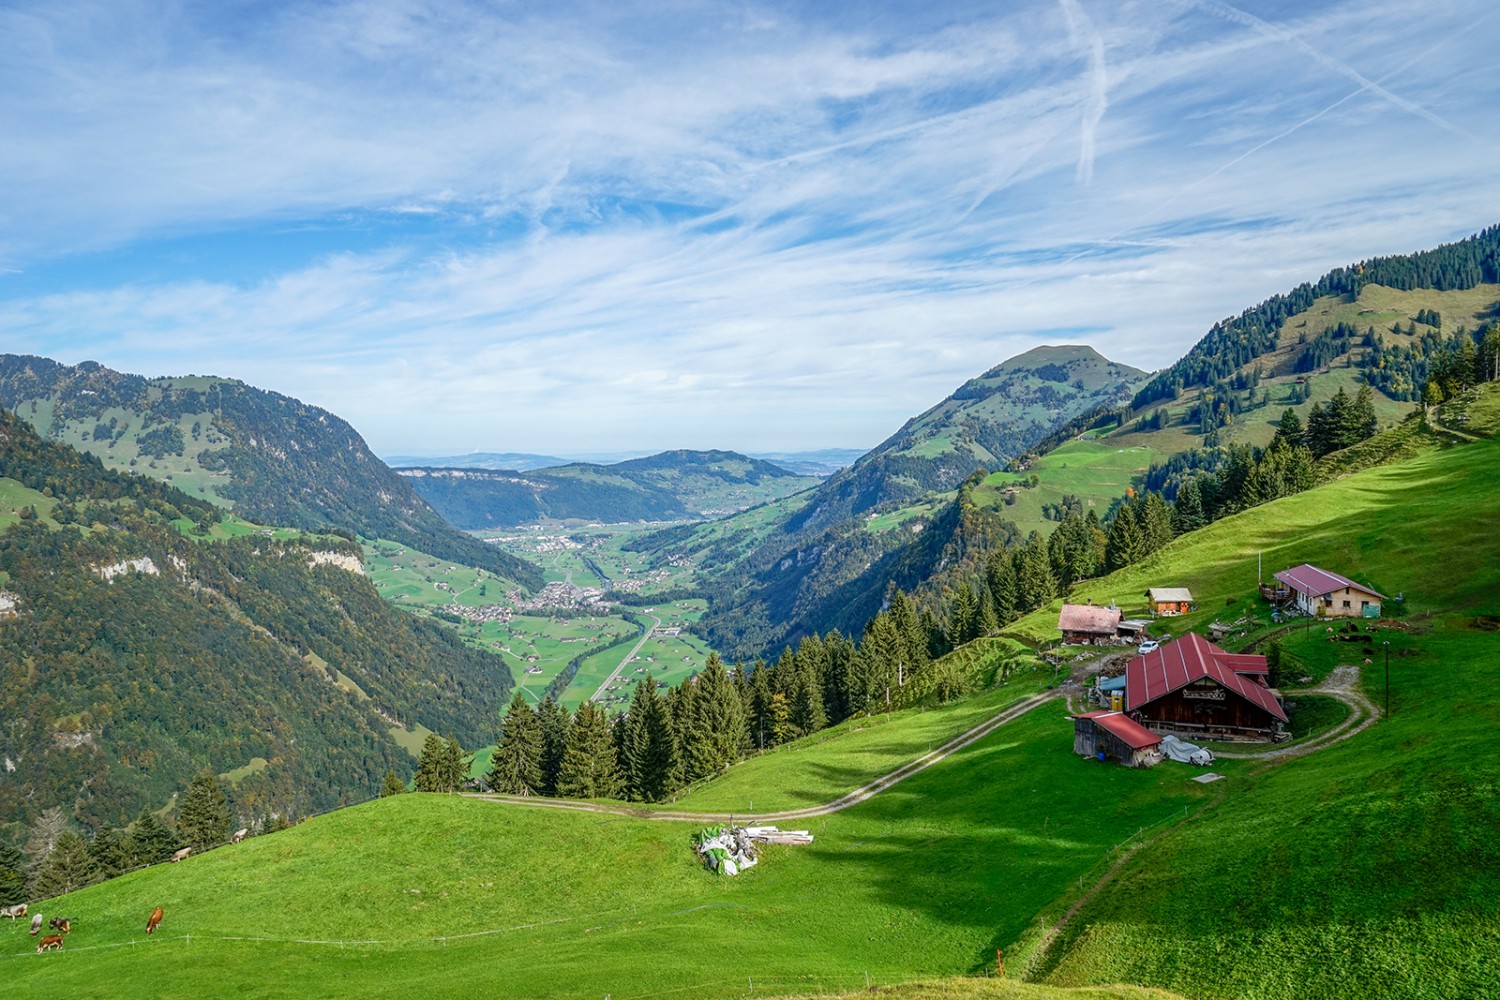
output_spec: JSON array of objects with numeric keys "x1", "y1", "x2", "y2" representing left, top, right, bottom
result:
[{"x1": 468, "y1": 689, "x2": 1063, "y2": 822}]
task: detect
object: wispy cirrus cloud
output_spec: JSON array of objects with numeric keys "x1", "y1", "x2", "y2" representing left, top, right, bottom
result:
[{"x1": 1, "y1": 0, "x2": 1497, "y2": 454}]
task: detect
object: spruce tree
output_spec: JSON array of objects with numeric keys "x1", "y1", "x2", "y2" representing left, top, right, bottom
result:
[
  {"x1": 380, "y1": 770, "x2": 407, "y2": 797},
  {"x1": 625, "y1": 677, "x2": 679, "y2": 802},
  {"x1": 986, "y1": 551, "x2": 1019, "y2": 625},
  {"x1": 789, "y1": 661, "x2": 827, "y2": 737},
  {"x1": 1017, "y1": 534, "x2": 1057, "y2": 612},
  {"x1": 442, "y1": 736, "x2": 468, "y2": 792},
  {"x1": 681, "y1": 655, "x2": 746, "y2": 782},
  {"x1": 1105, "y1": 503, "x2": 1143, "y2": 572},
  {"x1": 30, "y1": 831, "x2": 100, "y2": 899},
  {"x1": 414, "y1": 733, "x2": 448, "y2": 792},
  {"x1": 821, "y1": 631, "x2": 856, "y2": 726},
  {"x1": 536, "y1": 696, "x2": 571, "y2": 796},
  {"x1": 946, "y1": 582, "x2": 979, "y2": 648},
  {"x1": 22, "y1": 806, "x2": 67, "y2": 876},
  {"x1": 127, "y1": 809, "x2": 180, "y2": 866},
  {"x1": 0, "y1": 841, "x2": 24, "y2": 906},
  {"x1": 179, "y1": 768, "x2": 232, "y2": 852},
  {"x1": 557, "y1": 702, "x2": 623, "y2": 800},
  {"x1": 1138, "y1": 492, "x2": 1175, "y2": 554},
  {"x1": 488, "y1": 691, "x2": 543, "y2": 795},
  {"x1": 88, "y1": 825, "x2": 133, "y2": 879},
  {"x1": 1171, "y1": 479, "x2": 1206, "y2": 534},
  {"x1": 1272, "y1": 408, "x2": 1304, "y2": 450}
]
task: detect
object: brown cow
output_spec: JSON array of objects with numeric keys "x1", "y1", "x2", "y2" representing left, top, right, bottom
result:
[
  {"x1": 49, "y1": 917, "x2": 72, "y2": 934},
  {"x1": 146, "y1": 906, "x2": 164, "y2": 935},
  {"x1": 36, "y1": 934, "x2": 63, "y2": 953}
]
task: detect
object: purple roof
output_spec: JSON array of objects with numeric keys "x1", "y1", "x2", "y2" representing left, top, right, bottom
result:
[{"x1": 1273, "y1": 564, "x2": 1386, "y2": 600}]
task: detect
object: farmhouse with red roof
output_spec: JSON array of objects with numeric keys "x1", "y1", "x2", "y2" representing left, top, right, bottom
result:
[
  {"x1": 1272, "y1": 563, "x2": 1385, "y2": 618},
  {"x1": 1126, "y1": 633, "x2": 1286, "y2": 741},
  {"x1": 1071, "y1": 710, "x2": 1162, "y2": 768}
]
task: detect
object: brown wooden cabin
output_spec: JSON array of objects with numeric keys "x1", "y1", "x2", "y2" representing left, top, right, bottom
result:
[
  {"x1": 1058, "y1": 604, "x2": 1122, "y2": 645},
  {"x1": 1125, "y1": 633, "x2": 1286, "y2": 742},
  {"x1": 1146, "y1": 587, "x2": 1193, "y2": 616},
  {"x1": 1072, "y1": 711, "x2": 1162, "y2": 768}
]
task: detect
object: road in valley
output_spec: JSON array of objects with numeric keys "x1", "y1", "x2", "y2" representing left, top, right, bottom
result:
[{"x1": 586, "y1": 612, "x2": 661, "y2": 704}]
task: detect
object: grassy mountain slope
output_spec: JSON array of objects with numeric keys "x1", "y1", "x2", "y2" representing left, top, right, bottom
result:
[
  {"x1": 789, "y1": 346, "x2": 1146, "y2": 534},
  {"x1": 2, "y1": 716, "x2": 1208, "y2": 999},
  {"x1": 8, "y1": 404, "x2": 1498, "y2": 997},
  {"x1": 0, "y1": 410, "x2": 513, "y2": 832},
  {"x1": 402, "y1": 449, "x2": 819, "y2": 529},
  {"x1": 0, "y1": 355, "x2": 542, "y2": 589}
]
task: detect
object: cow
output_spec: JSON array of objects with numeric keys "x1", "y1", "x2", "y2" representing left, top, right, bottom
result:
[
  {"x1": 49, "y1": 917, "x2": 72, "y2": 934},
  {"x1": 230, "y1": 828, "x2": 248, "y2": 844},
  {"x1": 30, "y1": 913, "x2": 44, "y2": 936},
  {"x1": 0, "y1": 903, "x2": 25, "y2": 919},
  {"x1": 146, "y1": 906, "x2": 164, "y2": 935},
  {"x1": 36, "y1": 934, "x2": 63, "y2": 953},
  {"x1": 170, "y1": 847, "x2": 192, "y2": 863}
]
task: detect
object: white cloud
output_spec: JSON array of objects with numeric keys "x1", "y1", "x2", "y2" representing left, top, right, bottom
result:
[{"x1": 1, "y1": 0, "x2": 1498, "y2": 453}]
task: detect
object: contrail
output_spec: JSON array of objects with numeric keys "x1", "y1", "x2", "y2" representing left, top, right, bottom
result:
[
  {"x1": 1191, "y1": 0, "x2": 1476, "y2": 141},
  {"x1": 1059, "y1": 0, "x2": 1109, "y2": 184}
]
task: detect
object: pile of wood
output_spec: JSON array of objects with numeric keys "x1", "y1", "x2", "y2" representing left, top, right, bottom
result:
[
  {"x1": 693, "y1": 824, "x2": 814, "y2": 875},
  {"x1": 742, "y1": 825, "x2": 813, "y2": 845}
]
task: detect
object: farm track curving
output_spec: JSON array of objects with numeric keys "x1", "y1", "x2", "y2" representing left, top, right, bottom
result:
[{"x1": 467, "y1": 689, "x2": 1064, "y2": 823}]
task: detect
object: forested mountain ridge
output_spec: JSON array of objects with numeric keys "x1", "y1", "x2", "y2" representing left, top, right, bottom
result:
[
  {"x1": 0, "y1": 355, "x2": 542, "y2": 589},
  {"x1": 0, "y1": 408, "x2": 512, "y2": 834},
  {"x1": 787, "y1": 345, "x2": 1145, "y2": 534},
  {"x1": 1132, "y1": 224, "x2": 1500, "y2": 410},
  {"x1": 402, "y1": 449, "x2": 819, "y2": 529}
]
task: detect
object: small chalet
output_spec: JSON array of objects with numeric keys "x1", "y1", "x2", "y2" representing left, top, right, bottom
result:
[
  {"x1": 1058, "y1": 604, "x2": 1122, "y2": 645},
  {"x1": 1071, "y1": 711, "x2": 1162, "y2": 767},
  {"x1": 1272, "y1": 564, "x2": 1385, "y2": 619},
  {"x1": 1125, "y1": 633, "x2": 1286, "y2": 741},
  {"x1": 1146, "y1": 587, "x2": 1193, "y2": 616}
]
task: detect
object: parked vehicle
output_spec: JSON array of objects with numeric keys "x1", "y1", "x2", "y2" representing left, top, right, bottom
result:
[{"x1": 1137, "y1": 640, "x2": 1160, "y2": 654}]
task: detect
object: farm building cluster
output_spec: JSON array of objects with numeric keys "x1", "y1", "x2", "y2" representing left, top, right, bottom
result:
[{"x1": 1065, "y1": 562, "x2": 1389, "y2": 767}]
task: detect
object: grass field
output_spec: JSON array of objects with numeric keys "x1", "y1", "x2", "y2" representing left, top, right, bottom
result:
[{"x1": 1, "y1": 704, "x2": 1217, "y2": 1000}]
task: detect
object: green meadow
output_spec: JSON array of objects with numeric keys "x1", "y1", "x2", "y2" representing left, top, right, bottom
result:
[{"x1": 2, "y1": 707, "x2": 1214, "y2": 1000}]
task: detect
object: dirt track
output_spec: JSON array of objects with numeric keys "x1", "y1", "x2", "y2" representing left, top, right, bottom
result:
[{"x1": 466, "y1": 689, "x2": 1064, "y2": 823}]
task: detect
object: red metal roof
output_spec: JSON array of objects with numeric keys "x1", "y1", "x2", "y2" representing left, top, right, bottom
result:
[
  {"x1": 1273, "y1": 564, "x2": 1386, "y2": 600},
  {"x1": 1073, "y1": 710, "x2": 1162, "y2": 750},
  {"x1": 1125, "y1": 633, "x2": 1286, "y2": 721},
  {"x1": 1058, "y1": 604, "x2": 1121, "y2": 634}
]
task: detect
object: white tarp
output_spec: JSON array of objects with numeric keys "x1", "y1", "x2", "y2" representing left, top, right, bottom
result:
[{"x1": 1160, "y1": 734, "x2": 1214, "y2": 766}]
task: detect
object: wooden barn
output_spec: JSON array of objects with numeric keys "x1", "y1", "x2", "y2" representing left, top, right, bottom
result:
[
  {"x1": 1058, "y1": 604, "x2": 1123, "y2": 645},
  {"x1": 1146, "y1": 587, "x2": 1193, "y2": 616},
  {"x1": 1071, "y1": 711, "x2": 1162, "y2": 767},
  {"x1": 1125, "y1": 633, "x2": 1287, "y2": 741},
  {"x1": 1272, "y1": 564, "x2": 1385, "y2": 619}
]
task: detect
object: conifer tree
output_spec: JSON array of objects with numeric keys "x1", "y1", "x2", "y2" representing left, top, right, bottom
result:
[
  {"x1": 1016, "y1": 533, "x2": 1057, "y2": 612},
  {"x1": 380, "y1": 770, "x2": 407, "y2": 797},
  {"x1": 946, "y1": 581, "x2": 980, "y2": 648},
  {"x1": 1172, "y1": 479, "x2": 1207, "y2": 534},
  {"x1": 1105, "y1": 504, "x2": 1143, "y2": 572},
  {"x1": 821, "y1": 631, "x2": 856, "y2": 726},
  {"x1": 557, "y1": 702, "x2": 623, "y2": 800},
  {"x1": 88, "y1": 825, "x2": 133, "y2": 879},
  {"x1": 178, "y1": 768, "x2": 231, "y2": 852},
  {"x1": 789, "y1": 660, "x2": 827, "y2": 737},
  {"x1": 681, "y1": 655, "x2": 746, "y2": 782},
  {"x1": 414, "y1": 733, "x2": 449, "y2": 792},
  {"x1": 986, "y1": 551, "x2": 1019, "y2": 625},
  {"x1": 22, "y1": 806, "x2": 67, "y2": 876},
  {"x1": 127, "y1": 809, "x2": 180, "y2": 866},
  {"x1": 1272, "y1": 408, "x2": 1304, "y2": 450},
  {"x1": 747, "y1": 660, "x2": 773, "y2": 750},
  {"x1": 1138, "y1": 492, "x2": 1175, "y2": 554},
  {"x1": 0, "y1": 841, "x2": 25, "y2": 906},
  {"x1": 488, "y1": 691, "x2": 544, "y2": 795},
  {"x1": 536, "y1": 696, "x2": 570, "y2": 796},
  {"x1": 624, "y1": 675, "x2": 679, "y2": 802},
  {"x1": 442, "y1": 735, "x2": 468, "y2": 792},
  {"x1": 30, "y1": 830, "x2": 99, "y2": 899}
]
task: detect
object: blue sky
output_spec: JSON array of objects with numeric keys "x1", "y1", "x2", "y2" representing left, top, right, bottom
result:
[{"x1": 3, "y1": 0, "x2": 1498, "y2": 456}]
